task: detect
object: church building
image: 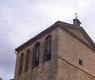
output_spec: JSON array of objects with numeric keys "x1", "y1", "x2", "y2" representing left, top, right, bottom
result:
[{"x1": 14, "y1": 18, "x2": 95, "y2": 80}]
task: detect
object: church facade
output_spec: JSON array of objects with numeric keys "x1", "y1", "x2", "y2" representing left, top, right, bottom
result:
[{"x1": 14, "y1": 18, "x2": 95, "y2": 80}]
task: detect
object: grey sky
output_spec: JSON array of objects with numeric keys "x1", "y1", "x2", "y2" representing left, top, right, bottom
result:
[{"x1": 0, "y1": 0, "x2": 95, "y2": 80}]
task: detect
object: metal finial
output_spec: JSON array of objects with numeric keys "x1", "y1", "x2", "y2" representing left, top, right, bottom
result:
[{"x1": 75, "y1": 12, "x2": 78, "y2": 19}]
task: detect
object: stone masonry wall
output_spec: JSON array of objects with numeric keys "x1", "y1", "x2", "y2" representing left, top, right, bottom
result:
[
  {"x1": 58, "y1": 27, "x2": 95, "y2": 78},
  {"x1": 56, "y1": 58, "x2": 95, "y2": 80},
  {"x1": 14, "y1": 27, "x2": 58, "y2": 80}
]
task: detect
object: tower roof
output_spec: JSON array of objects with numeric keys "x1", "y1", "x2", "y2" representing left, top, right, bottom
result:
[{"x1": 15, "y1": 21, "x2": 95, "y2": 52}]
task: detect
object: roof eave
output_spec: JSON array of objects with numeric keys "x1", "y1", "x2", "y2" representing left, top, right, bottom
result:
[{"x1": 15, "y1": 21, "x2": 60, "y2": 52}]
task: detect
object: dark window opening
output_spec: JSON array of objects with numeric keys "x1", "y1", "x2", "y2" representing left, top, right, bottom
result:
[
  {"x1": 25, "y1": 49, "x2": 30, "y2": 72},
  {"x1": 18, "y1": 53, "x2": 24, "y2": 75},
  {"x1": 43, "y1": 35, "x2": 52, "y2": 62},
  {"x1": 32, "y1": 42, "x2": 40, "y2": 68},
  {"x1": 79, "y1": 59, "x2": 83, "y2": 65}
]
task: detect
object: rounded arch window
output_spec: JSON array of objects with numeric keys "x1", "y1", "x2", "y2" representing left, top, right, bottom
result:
[
  {"x1": 25, "y1": 49, "x2": 30, "y2": 72},
  {"x1": 32, "y1": 42, "x2": 40, "y2": 68},
  {"x1": 18, "y1": 53, "x2": 24, "y2": 75},
  {"x1": 43, "y1": 35, "x2": 52, "y2": 62}
]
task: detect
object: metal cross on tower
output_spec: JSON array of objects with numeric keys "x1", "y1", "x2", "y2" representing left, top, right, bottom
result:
[{"x1": 75, "y1": 12, "x2": 78, "y2": 19}]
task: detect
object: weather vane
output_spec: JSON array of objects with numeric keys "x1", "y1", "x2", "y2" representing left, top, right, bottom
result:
[{"x1": 75, "y1": 12, "x2": 78, "y2": 19}]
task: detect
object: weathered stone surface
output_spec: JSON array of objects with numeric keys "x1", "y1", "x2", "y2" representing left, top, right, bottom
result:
[
  {"x1": 56, "y1": 59, "x2": 95, "y2": 80},
  {"x1": 14, "y1": 28, "x2": 58, "y2": 80},
  {"x1": 14, "y1": 22, "x2": 95, "y2": 80}
]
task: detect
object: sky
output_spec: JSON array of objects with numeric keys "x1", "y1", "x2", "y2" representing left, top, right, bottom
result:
[{"x1": 0, "y1": 0, "x2": 95, "y2": 80}]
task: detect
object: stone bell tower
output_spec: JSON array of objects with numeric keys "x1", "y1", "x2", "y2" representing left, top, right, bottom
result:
[{"x1": 14, "y1": 16, "x2": 95, "y2": 80}]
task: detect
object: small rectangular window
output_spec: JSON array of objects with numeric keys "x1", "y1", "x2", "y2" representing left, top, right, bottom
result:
[{"x1": 79, "y1": 59, "x2": 83, "y2": 65}]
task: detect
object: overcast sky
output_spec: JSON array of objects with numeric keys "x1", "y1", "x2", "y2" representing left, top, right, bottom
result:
[{"x1": 0, "y1": 0, "x2": 95, "y2": 80}]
